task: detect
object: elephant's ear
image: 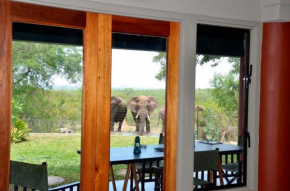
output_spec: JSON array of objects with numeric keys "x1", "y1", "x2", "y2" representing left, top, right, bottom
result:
[
  {"x1": 128, "y1": 97, "x2": 139, "y2": 113},
  {"x1": 148, "y1": 96, "x2": 158, "y2": 114},
  {"x1": 111, "y1": 96, "x2": 121, "y2": 107}
]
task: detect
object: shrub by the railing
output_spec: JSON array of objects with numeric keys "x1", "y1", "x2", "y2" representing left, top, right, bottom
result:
[{"x1": 11, "y1": 119, "x2": 31, "y2": 143}]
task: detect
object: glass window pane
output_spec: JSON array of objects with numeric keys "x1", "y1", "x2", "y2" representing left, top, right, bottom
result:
[
  {"x1": 109, "y1": 34, "x2": 167, "y2": 191},
  {"x1": 11, "y1": 38, "x2": 83, "y2": 189},
  {"x1": 194, "y1": 24, "x2": 250, "y2": 190}
]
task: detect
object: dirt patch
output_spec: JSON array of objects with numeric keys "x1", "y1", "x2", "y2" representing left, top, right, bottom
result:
[
  {"x1": 111, "y1": 124, "x2": 163, "y2": 135},
  {"x1": 48, "y1": 176, "x2": 65, "y2": 186},
  {"x1": 117, "y1": 169, "x2": 128, "y2": 176}
]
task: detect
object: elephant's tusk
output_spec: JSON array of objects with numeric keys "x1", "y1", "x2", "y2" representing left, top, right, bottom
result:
[
  {"x1": 147, "y1": 115, "x2": 150, "y2": 121},
  {"x1": 135, "y1": 115, "x2": 139, "y2": 119}
]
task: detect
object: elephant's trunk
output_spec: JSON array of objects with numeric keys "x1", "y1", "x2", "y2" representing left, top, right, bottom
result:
[{"x1": 136, "y1": 111, "x2": 148, "y2": 134}]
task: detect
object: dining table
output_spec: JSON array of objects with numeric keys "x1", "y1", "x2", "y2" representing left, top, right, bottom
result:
[{"x1": 109, "y1": 142, "x2": 243, "y2": 191}]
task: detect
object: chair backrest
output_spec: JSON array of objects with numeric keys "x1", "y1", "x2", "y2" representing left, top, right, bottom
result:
[
  {"x1": 10, "y1": 160, "x2": 48, "y2": 191},
  {"x1": 159, "y1": 133, "x2": 164, "y2": 144},
  {"x1": 194, "y1": 149, "x2": 219, "y2": 172}
]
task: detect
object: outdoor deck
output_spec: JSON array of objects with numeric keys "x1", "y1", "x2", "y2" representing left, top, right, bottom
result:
[
  {"x1": 50, "y1": 172, "x2": 232, "y2": 191},
  {"x1": 49, "y1": 180, "x2": 154, "y2": 191}
]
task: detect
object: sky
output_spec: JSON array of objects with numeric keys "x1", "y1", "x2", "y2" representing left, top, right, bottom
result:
[
  {"x1": 53, "y1": 50, "x2": 233, "y2": 90},
  {"x1": 195, "y1": 57, "x2": 232, "y2": 89}
]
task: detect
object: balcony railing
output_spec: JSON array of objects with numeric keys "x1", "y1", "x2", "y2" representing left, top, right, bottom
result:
[{"x1": 49, "y1": 181, "x2": 80, "y2": 191}]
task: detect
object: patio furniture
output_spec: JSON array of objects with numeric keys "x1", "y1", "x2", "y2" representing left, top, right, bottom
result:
[
  {"x1": 153, "y1": 148, "x2": 224, "y2": 190},
  {"x1": 110, "y1": 142, "x2": 242, "y2": 191},
  {"x1": 135, "y1": 133, "x2": 164, "y2": 188},
  {"x1": 193, "y1": 148, "x2": 224, "y2": 188},
  {"x1": 10, "y1": 160, "x2": 48, "y2": 191},
  {"x1": 110, "y1": 144, "x2": 164, "y2": 191},
  {"x1": 151, "y1": 166, "x2": 163, "y2": 191},
  {"x1": 73, "y1": 141, "x2": 243, "y2": 190},
  {"x1": 221, "y1": 136, "x2": 244, "y2": 184}
]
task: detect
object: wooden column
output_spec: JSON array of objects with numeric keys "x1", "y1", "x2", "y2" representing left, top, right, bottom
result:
[
  {"x1": 259, "y1": 23, "x2": 290, "y2": 191},
  {"x1": 0, "y1": 0, "x2": 12, "y2": 190},
  {"x1": 81, "y1": 13, "x2": 112, "y2": 191},
  {"x1": 164, "y1": 22, "x2": 180, "y2": 191}
]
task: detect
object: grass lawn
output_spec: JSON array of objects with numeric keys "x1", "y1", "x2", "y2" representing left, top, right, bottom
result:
[{"x1": 10, "y1": 134, "x2": 159, "y2": 187}]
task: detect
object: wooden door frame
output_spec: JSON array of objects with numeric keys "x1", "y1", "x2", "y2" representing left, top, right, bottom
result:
[
  {"x1": 0, "y1": 1, "x2": 12, "y2": 190},
  {"x1": 0, "y1": 1, "x2": 180, "y2": 190}
]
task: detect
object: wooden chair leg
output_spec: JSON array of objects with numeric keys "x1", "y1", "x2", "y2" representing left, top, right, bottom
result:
[
  {"x1": 123, "y1": 164, "x2": 132, "y2": 191},
  {"x1": 154, "y1": 168, "x2": 160, "y2": 191},
  {"x1": 141, "y1": 162, "x2": 145, "y2": 191},
  {"x1": 110, "y1": 165, "x2": 117, "y2": 191},
  {"x1": 209, "y1": 171, "x2": 214, "y2": 182},
  {"x1": 131, "y1": 164, "x2": 140, "y2": 191},
  {"x1": 217, "y1": 157, "x2": 224, "y2": 186},
  {"x1": 152, "y1": 167, "x2": 163, "y2": 191},
  {"x1": 161, "y1": 169, "x2": 163, "y2": 191}
]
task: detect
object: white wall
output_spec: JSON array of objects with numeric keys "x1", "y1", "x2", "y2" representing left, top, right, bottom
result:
[
  {"x1": 14, "y1": 0, "x2": 262, "y2": 22},
  {"x1": 86, "y1": 0, "x2": 262, "y2": 22},
  {"x1": 17, "y1": 0, "x2": 290, "y2": 22},
  {"x1": 262, "y1": 0, "x2": 290, "y2": 21}
]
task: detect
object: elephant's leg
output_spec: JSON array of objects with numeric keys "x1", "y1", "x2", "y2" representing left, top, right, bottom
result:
[
  {"x1": 117, "y1": 121, "x2": 122, "y2": 132},
  {"x1": 110, "y1": 122, "x2": 114, "y2": 132},
  {"x1": 132, "y1": 113, "x2": 140, "y2": 132},
  {"x1": 135, "y1": 118, "x2": 140, "y2": 132},
  {"x1": 145, "y1": 118, "x2": 150, "y2": 133},
  {"x1": 161, "y1": 119, "x2": 165, "y2": 133}
]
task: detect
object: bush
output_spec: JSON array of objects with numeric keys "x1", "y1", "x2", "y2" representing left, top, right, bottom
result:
[
  {"x1": 197, "y1": 108, "x2": 238, "y2": 142},
  {"x1": 11, "y1": 119, "x2": 31, "y2": 143}
]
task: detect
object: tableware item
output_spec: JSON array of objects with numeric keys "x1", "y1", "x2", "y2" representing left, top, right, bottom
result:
[
  {"x1": 133, "y1": 136, "x2": 141, "y2": 154},
  {"x1": 198, "y1": 140, "x2": 223, "y2": 145},
  {"x1": 154, "y1": 147, "x2": 164, "y2": 152}
]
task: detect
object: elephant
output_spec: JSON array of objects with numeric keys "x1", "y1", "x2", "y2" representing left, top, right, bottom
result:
[
  {"x1": 127, "y1": 95, "x2": 158, "y2": 134},
  {"x1": 157, "y1": 106, "x2": 165, "y2": 133},
  {"x1": 111, "y1": 96, "x2": 127, "y2": 132}
]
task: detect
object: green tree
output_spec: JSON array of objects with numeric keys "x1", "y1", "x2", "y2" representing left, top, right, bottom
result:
[
  {"x1": 199, "y1": 108, "x2": 237, "y2": 142},
  {"x1": 209, "y1": 72, "x2": 239, "y2": 114},
  {"x1": 153, "y1": 53, "x2": 241, "y2": 142},
  {"x1": 153, "y1": 52, "x2": 167, "y2": 81},
  {"x1": 12, "y1": 42, "x2": 83, "y2": 119},
  {"x1": 153, "y1": 52, "x2": 240, "y2": 114},
  {"x1": 13, "y1": 42, "x2": 82, "y2": 91},
  {"x1": 11, "y1": 97, "x2": 31, "y2": 143},
  {"x1": 153, "y1": 53, "x2": 222, "y2": 81},
  {"x1": 227, "y1": 57, "x2": 240, "y2": 74},
  {"x1": 214, "y1": 111, "x2": 237, "y2": 142},
  {"x1": 12, "y1": 98, "x2": 23, "y2": 123}
]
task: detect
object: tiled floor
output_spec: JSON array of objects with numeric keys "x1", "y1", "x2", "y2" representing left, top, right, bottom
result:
[
  {"x1": 59, "y1": 173, "x2": 237, "y2": 191},
  {"x1": 109, "y1": 180, "x2": 155, "y2": 191}
]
